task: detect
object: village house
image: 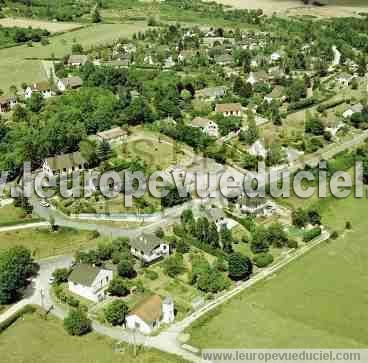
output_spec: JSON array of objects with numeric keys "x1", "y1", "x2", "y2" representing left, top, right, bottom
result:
[
  {"x1": 336, "y1": 72, "x2": 356, "y2": 87},
  {"x1": 96, "y1": 127, "x2": 127, "y2": 143},
  {"x1": 68, "y1": 263, "x2": 113, "y2": 302},
  {"x1": 214, "y1": 54, "x2": 233, "y2": 66},
  {"x1": 57, "y1": 76, "x2": 83, "y2": 92},
  {"x1": 246, "y1": 70, "x2": 269, "y2": 85},
  {"x1": 189, "y1": 117, "x2": 219, "y2": 138},
  {"x1": 270, "y1": 52, "x2": 282, "y2": 63},
  {"x1": 0, "y1": 96, "x2": 17, "y2": 113},
  {"x1": 126, "y1": 295, "x2": 175, "y2": 335},
  {"x1": 343, "y1": 103, "x2": 363, "y2": 118},
  {"x1": 248, "y1": 140, "x2": 267, "y2": 159},
  {"x1": 264, "y1": 86, "x2": 286, "y2": 104},
  {"x1": 215, "y1": 103, "x2": 242, "y2": 117},
  {"x1": 207, "y1": 207, "x2": 227, "y2": 231},
  {"x1": 24, "y1": 81, "x2": 53, "y2": 99},
  {"x1": 129, "y1": 233, "x2": 170, "y2": 264},
  {"x1": 68, "y1": 54, "x2": 88, "y2": 67},
  {"x1": 195, "y1": 86, "x2": 226, "y2": 101},
  {"x1": 42, "y1": 151, "x2": 87, "y2": 176}
]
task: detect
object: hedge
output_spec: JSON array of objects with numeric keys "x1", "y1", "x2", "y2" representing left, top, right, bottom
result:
[
  {"x1": 253, "y1": 252, "x2": 274, "y2": 268},
  {"x1": 287, "y1": 97, "x2": 315, "y2": 112},
  {"x1": 317, "y1": 98, "x2": 346, "y2": 113},
  {"x1": 0, "y1": 305, "x2": 36, "y2": 333},
  {"x1": 303, "y1": 227, "x2": 322, "y2": 242}
]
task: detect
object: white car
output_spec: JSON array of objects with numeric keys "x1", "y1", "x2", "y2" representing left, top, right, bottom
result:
[{"x1": 39, "y1": 200, "x2": 50, "y2": 208}]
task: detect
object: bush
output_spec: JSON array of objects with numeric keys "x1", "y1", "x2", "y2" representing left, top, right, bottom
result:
[
  {"x1": 228, "y1": 253, "x2": 253, "y2": 281},
  {"x1": 345, "y1": 221, "x2": 352, "y2": 230},
  {"x1": 52, "y1": 268, "x2": 70, "y2": 285},
  {"x1": 303, "y1": 227, "x2": 322, "y2": 242},
  {"x1": 63, "y1": 309, "x2": 91, "y2": 336},
  {"x1": 176, "y1": 239, "x2": 190, "y2": 254},
  {"x1": 104, "y1": 300, "x2": 128, "y2": 326},
  {"x1": 287, "y1": 239, "x2": 298, "y2": 249},
  {"x1": 330, "y1": 231, "x2": 339, "y2": 240},
  {"x1": 253, "y1": 253, "x2": 274, "y2": 268},
  {"x1": 107, "y1": 277, "x2": 129, "y2": 297}
]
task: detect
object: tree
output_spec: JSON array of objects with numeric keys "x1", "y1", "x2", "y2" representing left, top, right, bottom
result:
[
  {"x1": 97, "y1": 140, "x2": 112, "y2": 162},
  {"x1": 27, "y1": 92, "x2": 44, "y2": 113},
  {"x1": 104, "y1": 300, "x2": 128, "y2": 326},
  {"x1": 253, "y1": 252, "x2": 274, "y2": 268},
  {"x1": 52, "y1": 268, "x2": 70, "y2": 285},
  {"x1": 107, "y1": 277, "x2": 129, "y2": 297},
  {"x1": 117, "y1": 257, "x2": 135, "y2": 278},
  {"x1": 80, "y1": 139, "x2": 98, "y2": 166},
  {"x1": 292, "y1": 208, "x2": 309, "y2": 228},
  {"x1": 0, "y1": 246, "x2": 35, "y2": 304},
  {"x1": 72, "y1": 43, "x2": 83, "y2": 54},
  {"x1": 266, "y1": 223, "x2": 288, "y2": 248},
  {"x1": 163, "y1": 254, "x2": 185, "y2": 277},
  {"x1": 228, "y1": 252, "x2": 253, "y2": 281},
  {"x1": 305, "y1": 113, "x2": 324, "y2": 136},
  {"x1": 91, "y1": 7, "x2": 101, "y2": 23},
  {"x1": 64, "y1": 309, "x2": 92, "y2": 336},
  {"x1": 242, "y1": 110, "x2": 259, "y2": 145},
  {"x1": 250, "y1": 227, "x2": 270, "y2": 253},
  {"x1": 197, "y1": 266, "x2": 229, "y2": 293}
]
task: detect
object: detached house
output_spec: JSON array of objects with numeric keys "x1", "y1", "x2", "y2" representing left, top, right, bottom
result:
[
  {"x1": 336, "y1": 73, "x2": 356, "y2": 87},
  {"x1": 68, "y1": 263, "x2": 113, "y2": 302},
  {"x1": 42, "y1": 151, "x2": 87, "y2": 176},
  {"x1": 129, "y1": 233, "x2": 170, "y2": 264},
  {"x1": 25, "y1": 81, "x2": 53, "y2": 99},
  {"x1": 96, "y1": 127, "x2": 127, "y2": 143},
  {"x1": 68, "y1": 54, "x2": 88, "y2": 67},
  {"x1": 195, "y1": 86, "x2": 226, "y2": 101},
  {"x1": 343, "y1": 103, "x2": 363, "y2": 118},
  {"x1": 0, "y1": 96, "x2": 17, "y2": 113},
  {"x1": 189, "y1": 117, "x2": 219, "y2": 138},
  {"x1": 215, "y1": 103, "x2": 242, "y2": 117},
  {"x1": 57, "y1": 76, "x2": 83, "y2": 92},
  {"x1": 126, "y1": 295, "x2": 175, "y2": 335}
]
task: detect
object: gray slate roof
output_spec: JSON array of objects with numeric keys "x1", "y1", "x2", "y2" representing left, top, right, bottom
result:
[
  {"x1": 69, "y1": 263, "x2": 101, "y2": 287},
  {"x1": 129, "y1": 233, "x2": 165, "y2": 255}
]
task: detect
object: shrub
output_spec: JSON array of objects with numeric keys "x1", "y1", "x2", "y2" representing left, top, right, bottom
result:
[
  {"x1": 228, "y1": 253, "x2": 253, "y2": 281},
  {"x1": 330, "y1": 231, "x2": 339, "y2": 240},
  {"x1": 63, "y1": 309, "x2": 91, "y2": 336},
  {"x1": 253, "y1": 253, "x2": 274, "y2": 268},
  {"x1": 345, "y1": 221, "x2": 352, "y2": 230},
  {"x1": 104, "y1": 300, "x2": 128, "y2": 326},
  {"x1": 52, "y1": 268, "x2": 70, "y2": 285},
  {"x1": 107, "y1": 277, "x2": 129, "y2": 297},
  {"x1": 303, "y1": 227, "x2": 322, "y2": 242},
  {"x1": 287, "y1": 239, "x2": 298, "y2": 249},
  {"x1": 176, "y1": 239, "x2": 190, "y2": 254},
  {"x1": 117, "y1": 258, "x2": 135, "y2": 278}
]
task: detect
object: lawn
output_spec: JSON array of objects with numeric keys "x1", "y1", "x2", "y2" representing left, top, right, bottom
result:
[
  {"x1": 0, "y1": 18, "x2": 83, "y2": 33},
  {"x1": 0, "y1": 227, "x2": 101, "y2": 258},
  {"x1": 187, "y1": 194, "x2": 368, "y2": 349},
  {"x1": 0, "y1": 204, "x2": 29, "y2": 225},
  {"x1": 0, "y1": 22, "x2": 146, "y2": 91},
  {"x1": 0, "y1": 311, "x2": 187, "y2": 363}
]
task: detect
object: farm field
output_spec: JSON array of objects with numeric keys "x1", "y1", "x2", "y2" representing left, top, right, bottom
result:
[
  {"x1": 0, "y1": 227, "x2": 101, "y2": 258},
  {"x1": 0, "y1": 18, "x2": 83, "y2": 33},
  {"x1": 215, "y1": 0, "x2": 368, "y2": 16},
  {"x1": 187, "y1": 194, "x2": 368, "y2": 349},
  {"x1": 0, "y1": 22, "x2": 146, "y2": 92},
  {"x1": 0, "y1": 311, "x2": 187, "y2": 363}
]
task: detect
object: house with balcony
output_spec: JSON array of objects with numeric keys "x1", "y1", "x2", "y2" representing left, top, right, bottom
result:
[{"x1": 129, "y1": 233, "x2": 169, "y2": 264}]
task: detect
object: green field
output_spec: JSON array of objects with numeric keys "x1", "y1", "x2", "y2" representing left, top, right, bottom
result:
[
  {"x1": 0, "y1": 22, "x2": 146, "y2": 92},
  {"x1": 0, "y1": 311, "x2": 187, "y2": 363},
  {"x1": 187, "y1": 194, "x2": 368, "y2": 348},
  {"x1": 0, "y1": 227, "x2": 101, "y2": 258}
]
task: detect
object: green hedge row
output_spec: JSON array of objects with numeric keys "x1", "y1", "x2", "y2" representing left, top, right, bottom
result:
[
  {"x1": 0, "y1": 305, "x2": 36, "y2": 333},
  {"x1": 303, "y1": 227, "x2": 322, "y2": 242}
]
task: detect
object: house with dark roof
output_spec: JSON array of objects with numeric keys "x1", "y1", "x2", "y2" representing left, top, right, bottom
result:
[
  {"x1": 129, "y1": 233, "x2": 169, "y2": 263},
  {"x1": 68, "y1": 263, "x2": 113, "y2": 302},
  {"x1": 57, "y1": 76, "x2": 83, "y2": 92},
  {"x1": 126, "y1": 294, "x2": 174, "y2": 334},
  {"x1": 42, "y1": 151, "x2": 87, "y2": 176}
]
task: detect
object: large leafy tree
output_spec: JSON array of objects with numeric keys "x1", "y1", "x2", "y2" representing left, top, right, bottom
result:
[
  {"x1": 0, "y1": 246, "x2": 35, "y2": 304},
  {"x1": 228, "y1": 252, "x2": 253, "y2": 281}
]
